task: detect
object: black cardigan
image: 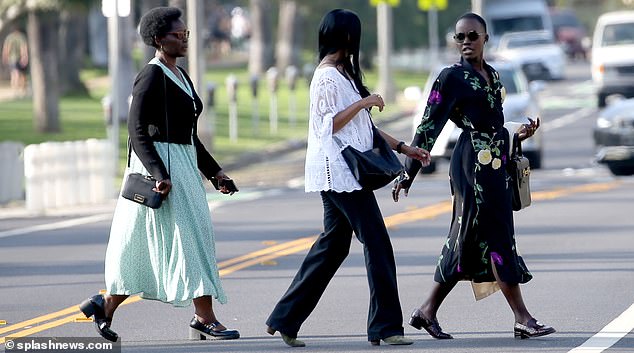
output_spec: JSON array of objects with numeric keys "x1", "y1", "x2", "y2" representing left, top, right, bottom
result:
[{"x1": 128, "y1": 64, "x2": 221, "y2": 182}]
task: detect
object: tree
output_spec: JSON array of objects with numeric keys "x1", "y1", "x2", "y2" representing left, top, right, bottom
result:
[
  {"x1": 248, "y1": 0, "x2": 274, "y2": 75},
  {"x1": 28, "y1": 8, "x2": 60, "y2": 132},
  {"x1": 58, "y1": 7, "x2": 89, "y2": 95},
  {"x1": 275, "y1": 0, "x2": 300, "y2": 71},
  {"x1": 1, "y1": 0, "x2": 98, "y2": 133}
]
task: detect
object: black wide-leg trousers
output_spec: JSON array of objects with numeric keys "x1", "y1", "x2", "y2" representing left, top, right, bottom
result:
[{"x1": 266, "y1": 189, "x2": 404, "y2": 341}]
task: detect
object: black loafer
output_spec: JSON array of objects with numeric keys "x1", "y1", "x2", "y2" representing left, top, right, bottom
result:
[
  {"x1": 79, "y1": 294, "x2": 118, "y2": 342},
  {"x1": 514, "y1": 318, "x2": 555, "y2": 339},
  {"x1": 409, "y1": 308, "x2": 453, "y2": 339},
  {"x1": 189, "y1": 317, "x2": 240, "y2": 340}
]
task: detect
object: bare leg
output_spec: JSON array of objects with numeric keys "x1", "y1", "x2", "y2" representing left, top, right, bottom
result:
[
  {"x1": 490, "y1": 257, "x2": 532, "y2": 324},
  {"x1": 103, "y1": 294, "x2": 129, "y2": 320},
  {"x1": 419, "y1": 280, "x2": 457, "y2": 320},
  {"x1": 193, "y1": 295, "x2": 227, "y2": 330}
]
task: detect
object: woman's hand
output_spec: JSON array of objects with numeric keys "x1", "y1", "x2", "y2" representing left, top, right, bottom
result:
[
  {"x1": 364, "y1": 93, "x2": 385, "y2": 112},
  {"x1": 214, "y1": 170, "x2": 237, "y2": 195},
  {"x1": 154, "y1": 179, "x2": 172, "y2": 198},
  {"x1": 392, "y1": 179, "x2": 408, "y2": 202},
  {"x1": 402, "y1": 145, "x2": 431, "y2": 167},
  {"x1": 517, "y1": 117, "x2": 540, "y2": 142}
]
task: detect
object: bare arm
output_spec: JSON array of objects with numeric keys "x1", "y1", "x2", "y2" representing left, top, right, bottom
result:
[{"x1": 332, "y1": 93, "x2": 384, "y2": 133}]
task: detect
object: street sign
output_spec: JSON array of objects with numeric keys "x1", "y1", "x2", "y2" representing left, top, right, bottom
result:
[
  {"x1": 370, "y1": 0, "x2": 400, "y2": 6},
  {"x1": 418, "y1": 0, "x2": 448, "y2": 11}
]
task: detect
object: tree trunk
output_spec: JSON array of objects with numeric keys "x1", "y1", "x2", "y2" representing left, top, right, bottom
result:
[
  {"x1": 28, "y1": 10, "x2": 60, "y2": 133},
  {"x1": 58, "y1": 9, "x2": 88, "y2": 96},
  {"x1": 248, "y1": 0, "x2": 274, "y2": 75},
  {"x1": 276, "y1": 0, "x2": 300, "y2": 71}
]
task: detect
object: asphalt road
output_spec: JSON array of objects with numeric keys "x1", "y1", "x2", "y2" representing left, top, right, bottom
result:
[{"x1": 1, "y1": 61, "x2": 633, "y2": 353}]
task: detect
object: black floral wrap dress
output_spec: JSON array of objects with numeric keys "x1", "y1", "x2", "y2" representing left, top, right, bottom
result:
[{"x1": 403, "y1": 58, "x2": 532, "y2": 299}]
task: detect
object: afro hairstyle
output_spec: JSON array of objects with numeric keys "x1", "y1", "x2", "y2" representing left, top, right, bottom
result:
[{"x1": 139, "y1": 7, "x2": 182, "y2": 48}]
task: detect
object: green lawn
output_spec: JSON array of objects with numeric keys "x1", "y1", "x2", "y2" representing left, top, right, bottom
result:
[{"x1": 0, "y1": 66, "x2": 428, "y2": 176}]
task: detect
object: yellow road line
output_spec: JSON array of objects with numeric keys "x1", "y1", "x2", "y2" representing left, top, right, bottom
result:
[
  {"x1": 0, "y1": 180, "x2": 621, "y2": 342},
  {"x1": 0, "y1": 296, "x2": 142, "y2": 344}
]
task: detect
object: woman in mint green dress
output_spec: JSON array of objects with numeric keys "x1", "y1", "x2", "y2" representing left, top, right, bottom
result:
[{"x1": 79, "y1": 7, "x2": 239, "y2": 342}]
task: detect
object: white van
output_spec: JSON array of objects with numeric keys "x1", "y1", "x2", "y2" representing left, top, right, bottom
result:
[
  {"x1": 591, "y1": 11, "x2": 634, "y2": 107},
  {"x1": 483, "y1": 0, "x2": 554, "y2": 48}
]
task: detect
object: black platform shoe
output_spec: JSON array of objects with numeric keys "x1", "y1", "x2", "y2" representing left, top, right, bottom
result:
[
  {"x1": 514, "y1": 318, "x2": 556, "y2": 339},
  {"x1": 189, "y1": 317, "x2": 240, "y2": 340},
  {"x1": 409, "y1": 308, "x2": 453, "y2": 339},
  {"x1": 79, "y1": 294, "x2": 118, "y2": 342}
]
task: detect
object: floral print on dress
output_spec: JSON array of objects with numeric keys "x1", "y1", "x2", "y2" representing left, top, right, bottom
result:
[{"x1": 406, "y1": 59, "x2": 533, "y2": 292}]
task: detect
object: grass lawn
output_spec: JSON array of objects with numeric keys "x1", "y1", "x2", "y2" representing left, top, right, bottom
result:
[{"x1": 0, "y1": 66, "x2": 428, "y2": 177}]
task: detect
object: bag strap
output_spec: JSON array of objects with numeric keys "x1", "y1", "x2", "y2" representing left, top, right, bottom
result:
[
  {"x1": 512, "y1": 133, "x2": 523, "y2": 157},
  {"x1": 127, "y1": 72, "x2": 170, "y2": 176},
  {"x1": 332, "y1": 108, "x2": 375, "y2": 148}
]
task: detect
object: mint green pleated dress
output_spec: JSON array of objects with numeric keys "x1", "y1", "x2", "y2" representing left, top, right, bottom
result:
[{"x1": 104, "y1": 59, "x2": 226, "y2": 307}]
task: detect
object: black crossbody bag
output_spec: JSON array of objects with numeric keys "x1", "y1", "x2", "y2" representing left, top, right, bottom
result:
[{"x1": 121, "y1": 73, "x2": 170, "y2": 208}]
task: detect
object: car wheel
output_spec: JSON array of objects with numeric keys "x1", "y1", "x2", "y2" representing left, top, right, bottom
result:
[
  {"x1": 607, "y1": 164, "x2": 634, "y2": 176},
  {"x1": 524, "y1": 150, "x2": 542, "y2": 169},
  {"x1": 419, "y1": 160, "x2": 437, "y2": 174},
  {"x1": 598, "y1": 93, "x2": 607, "y2": 108}
]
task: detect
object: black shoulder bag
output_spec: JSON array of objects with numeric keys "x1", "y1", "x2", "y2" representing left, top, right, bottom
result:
[
  {"x1": 333, "y1": 114, "x2": 404, "y2": 190},
  {"x1": 508, "y1": 133, "x2": 531, "y2": 211},
  {"x1": 121, "y1": 73, "x2": 170, "y2": 209}
]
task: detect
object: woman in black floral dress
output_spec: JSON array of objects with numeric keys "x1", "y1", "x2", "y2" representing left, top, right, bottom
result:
[{"x1": 393, "y1": 13, "x2": 555, "y2": 340}]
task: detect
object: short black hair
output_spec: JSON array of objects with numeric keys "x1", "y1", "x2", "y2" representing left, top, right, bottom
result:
[
  {"x1": 457, "y1": 12, "x2": 487, "y2": 33},
  {"x1": 139, "y1": 7, "x2": 182, "y2": 48}
]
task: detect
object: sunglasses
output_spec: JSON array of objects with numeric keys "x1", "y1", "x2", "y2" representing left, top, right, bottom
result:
[
  {"x1": 453, "y1": 31, "x2": 486, "y2": 43},
  {"x1": 167, "y1": 30, "x2": 190, "y2": 40}
]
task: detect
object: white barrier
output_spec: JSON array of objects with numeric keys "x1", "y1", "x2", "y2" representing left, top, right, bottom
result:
[
  {"x1": 0, "y1": 142, "x2": 25, "y2": 204},
  {"x1": 23, "y1": 139, "x2": 114, "y2": 211}
]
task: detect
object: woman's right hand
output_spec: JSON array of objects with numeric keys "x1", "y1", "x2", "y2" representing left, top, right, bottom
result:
[
  {"x1": 364, "y1": 93, "x2": 385, "y2": 112},
  {"x1": 153, "y1": 178, "x2": 172, "y2": 198}
]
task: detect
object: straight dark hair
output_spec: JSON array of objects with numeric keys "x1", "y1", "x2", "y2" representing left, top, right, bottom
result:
[{"x1": 318, "y1": 9, "x2": 370, "y2": 98}]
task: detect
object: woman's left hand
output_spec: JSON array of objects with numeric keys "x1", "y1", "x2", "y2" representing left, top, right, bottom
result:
[
  {"x1": 213, "y1": 171, "x2": 236, "y2": 195},
  {"x1": 402, "y1": 145, "x2": 432, "y2": 167},
  {"x1": 517, "y1": 117, "x2": 540, "y2": 142}
]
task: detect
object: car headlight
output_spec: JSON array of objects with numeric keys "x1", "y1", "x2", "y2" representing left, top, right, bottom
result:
[{"x1": 596, "y1": 117, "x2": 613, "y2": 129}]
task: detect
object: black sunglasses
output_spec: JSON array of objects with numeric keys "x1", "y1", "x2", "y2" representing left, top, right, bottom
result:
[{"x1": 453, "y1": 31, "x2": 486, "y2": 43}]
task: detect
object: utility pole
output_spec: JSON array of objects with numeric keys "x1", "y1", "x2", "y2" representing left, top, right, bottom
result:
[
  {"x1": 472, "y1": 0, "x2": 484, "y2": 15},
  {"x1": 187, "y1": 0, "x2": 213, "y2": 150},
  {"x1": 103, "y1": 0, "x2": 130, "y2": 182},
  {"x1": 376, "y1": 2, "x2": 396, "y2": 103}
]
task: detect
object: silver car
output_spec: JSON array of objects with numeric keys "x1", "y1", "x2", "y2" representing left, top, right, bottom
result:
[
  {"x1": 593, "y1": 98, "x2": 634, "y2": 175},
  {"x1": 412, "y1": 60, "x2": 544, "y2": 173}
]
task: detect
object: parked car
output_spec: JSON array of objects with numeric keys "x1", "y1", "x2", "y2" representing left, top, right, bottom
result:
[
  {"x1": 550, "y1": 8, "x2": 588, "y2": 60},
  {"x1": 493, "y1": 30, "x2": 566, "y2": 81},
  {"x1": 591, "y1": 11, "x2": 634, "y2": 108},
  {"x1": 412, "y1": 60, "x2": 544, "y2": 173},
  {"x1": 593, "y1": 98, "x2": 634, "y2": 176}
]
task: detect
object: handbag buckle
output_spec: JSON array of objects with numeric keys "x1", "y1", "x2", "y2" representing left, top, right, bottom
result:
[
  {"x1": 133, "y1": 194, "x2": 145, "y2": 203},
  {"x1": 523, "y1": 167, "x2": 531, "y2": 177}
]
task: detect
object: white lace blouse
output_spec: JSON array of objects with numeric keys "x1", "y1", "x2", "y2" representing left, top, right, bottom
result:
[{"x1": 304, "y1": 67, "x2": 374, "y2": 192}]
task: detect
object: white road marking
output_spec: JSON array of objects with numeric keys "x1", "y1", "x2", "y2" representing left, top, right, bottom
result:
[
  {"x1": 0, "y1": 214, "x2": 112, "y2": 239},
  {"x1": 568, "y1": 302, "x2": 634, "y2": 353},
  {"x1": 542, "y1": 107, "x2": 595, "y2": 132}
]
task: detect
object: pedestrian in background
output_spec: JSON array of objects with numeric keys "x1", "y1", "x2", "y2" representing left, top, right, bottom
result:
[
  {"x1": 265, "y1": 8, "x2": 431, "y2": 348},
  {"x1": 79, "y1": 6, "x2": 239, "y2": 343},
  {"x1": 1, "y1": 26, "x2": 29, "y2": 97},
  {"x1": 393, "y1": 12, "x2": 554, "y2": 340}
]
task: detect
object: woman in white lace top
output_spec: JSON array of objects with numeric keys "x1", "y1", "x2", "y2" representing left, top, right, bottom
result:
[{"x1": 266, "y1": 9, "x2": 431, "y2": 348}]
